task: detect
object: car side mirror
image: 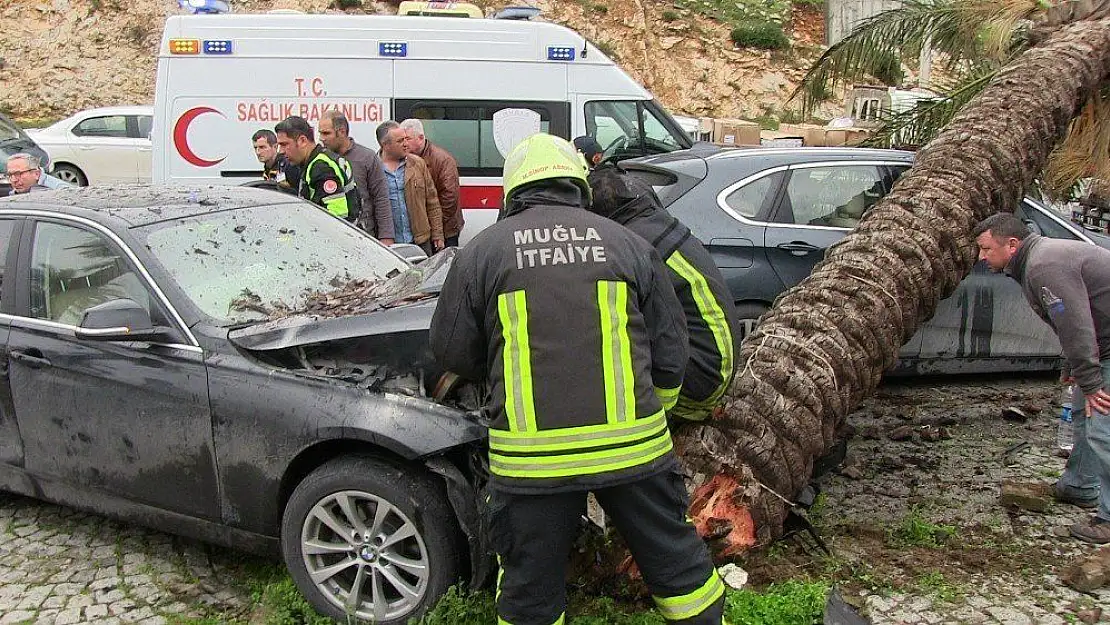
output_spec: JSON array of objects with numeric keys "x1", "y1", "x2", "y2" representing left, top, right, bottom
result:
[
  {"x1": 390, "y1": 243, "x2": 429, "y2": 263},
  {"x1": 74, "y1": 299, "x2": 176, "y2": 343}
]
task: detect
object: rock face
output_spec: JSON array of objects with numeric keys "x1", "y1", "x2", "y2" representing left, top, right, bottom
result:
[{"x1": 0, "y1": 0, "x2": 832, "y2": 122}]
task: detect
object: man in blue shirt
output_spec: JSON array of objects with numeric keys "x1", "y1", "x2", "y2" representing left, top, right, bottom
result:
[
  {"x1": 375, "y1": 121, "x2": 444, "y2": 255},
  {"x1": 6, "y1": 153, "x2": 72, "y2": 195}
]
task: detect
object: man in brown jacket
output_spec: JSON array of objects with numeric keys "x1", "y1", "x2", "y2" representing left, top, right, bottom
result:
[
  {"x1": 401, "y1": 118, "x2": 463, "y2": 246},
  {"x1": 376, "y1": 121, "x2": 444, "y2": 255}
]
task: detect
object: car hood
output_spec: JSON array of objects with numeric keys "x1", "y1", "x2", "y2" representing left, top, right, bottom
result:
[{"x1": 227, "y1": 297, "x2": 436, "y2": 351}]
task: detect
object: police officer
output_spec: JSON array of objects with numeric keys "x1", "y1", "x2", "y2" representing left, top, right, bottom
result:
[
  {"x1": 430, "y1": 134, "x2": 725, "y2": 625},
  {"x1": 587, "y1": 162, "x2": 739, "y2": 420},
  {"x1": 274, "y1": 116, "x2": 361, "y2": 221}
]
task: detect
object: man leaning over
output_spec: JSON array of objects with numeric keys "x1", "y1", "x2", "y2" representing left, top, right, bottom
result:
[{"x1": 975, "y1": 213, "x2": 1110, "y2": 543}]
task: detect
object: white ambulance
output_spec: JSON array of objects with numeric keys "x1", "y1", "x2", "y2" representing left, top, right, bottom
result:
[{"x1": 152, "y1": 5, "x2": 694, "y2": 242}]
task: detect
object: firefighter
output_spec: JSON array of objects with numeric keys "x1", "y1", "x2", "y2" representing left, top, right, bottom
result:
[
  {"x1": 430, "y1": 133, "x2": 726, "y2": 625},
  {"x1": 274, "y1": 116, "x2": 361, "y2": 222},
  {"x1": 586, "y1": 162, "x2": 739, "y2": 420}
]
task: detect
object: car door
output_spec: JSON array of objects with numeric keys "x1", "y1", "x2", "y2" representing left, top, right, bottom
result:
[
  {"x1": 132, "y1": 114, "x2": 153, "y2": 183},
  {"x1": 0, "y1": 218, "x2": 25, "y2": 468},
  {"x1": 70, "y1": 115, "x2": 137, "y2": 184},
  {"x1": 763, "y1": 162, "x2": 890, "y2": 287},
  {"x1": 7, "y1": 217, "x2": 220, "y2": 520}
]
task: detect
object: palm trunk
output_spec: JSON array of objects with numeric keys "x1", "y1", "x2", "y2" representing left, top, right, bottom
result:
[{"x1": 673, "y1": 15, "x2": 1110, "y2": 555}]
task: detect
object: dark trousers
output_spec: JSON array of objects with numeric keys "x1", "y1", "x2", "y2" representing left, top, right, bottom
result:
[{"x1": 488, "y1": 470, "x2": 725, "y2": 625}]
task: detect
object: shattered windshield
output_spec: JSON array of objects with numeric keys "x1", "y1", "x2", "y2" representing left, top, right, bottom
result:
[{"x1": 137, "y1": 203, "x2": 410, "y2": 326}]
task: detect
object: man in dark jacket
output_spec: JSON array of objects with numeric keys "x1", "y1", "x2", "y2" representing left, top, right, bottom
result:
[
  {"x1": 274, "y1": 116, "x2": 360, "y2": 222},
  {"x1": 588, "y1": 163, "x2": 739, "y2": 420},
  {"x1": 430, "y1": 134, "x2": 724, "y2": 625},
  {"x1": 976, "y1": 213, "x2": 1110, "y2": 543},
  {"x1": 319, "y1": 111, "x2": 394, "y2": 241}
]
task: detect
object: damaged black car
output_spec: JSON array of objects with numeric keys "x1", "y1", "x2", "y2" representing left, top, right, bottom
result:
[{"x1": 0, "y1": 185, "x2": 491, "y2": 624}]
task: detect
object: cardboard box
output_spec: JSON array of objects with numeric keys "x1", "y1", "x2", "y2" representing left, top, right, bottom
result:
[
  {"x1": 825, "y1": 129, "x2": 848, "y2": 147},
  {"x1": 844, "y1": 128, "x2": 871, "y2": 146},
  {"x1": 712, "y1": 119, "x2": 761, "y2": 146}
]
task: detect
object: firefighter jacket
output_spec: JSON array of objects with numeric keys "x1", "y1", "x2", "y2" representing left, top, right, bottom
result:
[
  {"x1": 298, "y1": 145, "x2": 361, "y2": 222},
  {"x1": 588, "y1": 165, "x2": 739, "y2": 419},
  {"x1": 430, "y1": 180, "x2": 689, "y2": 494}
]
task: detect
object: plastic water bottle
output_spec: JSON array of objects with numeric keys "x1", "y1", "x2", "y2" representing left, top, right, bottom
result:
[{"x1": 1058, "y1": 384, "x2": 1075, "y2": 452}]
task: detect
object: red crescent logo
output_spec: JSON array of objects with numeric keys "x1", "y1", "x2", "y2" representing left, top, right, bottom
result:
[{"x1": 174, "y1": 106, "x2": 226, "y2": 168}]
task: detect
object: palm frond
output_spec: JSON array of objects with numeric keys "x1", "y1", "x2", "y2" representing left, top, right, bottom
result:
[
  {"x1": 860, "y1": 65, "x2": 997, "y2": 149},
  {"x1": 792, "y1": 0, "x2": 1039, "y2": 116},
  {"x1": 1044, "y1": 92, "x2": 1110, "y2": 197}
]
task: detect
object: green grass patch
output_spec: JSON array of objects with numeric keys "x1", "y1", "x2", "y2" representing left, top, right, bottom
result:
[
  {"x1": 916, "y1": 571, "x2": 962, "y2": 604},
  {"x1": 662, "y1": 10, "x2": 680, "y2": 21},
  {"x1": 889, "y1": 508, "x2": 957, "y2": 548},
  {"x1": 417, "y1": 582, "x2": 830, "y2": 625},
  {"x1": 730, "y1": 21, "x2": 790, "y2": 50}
]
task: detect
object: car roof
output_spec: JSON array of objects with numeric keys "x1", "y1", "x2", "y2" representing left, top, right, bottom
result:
[
  {"x1": 66, "y1": 106, "x2": 154, "y2": 118},
  {"x1": 0, "y1": 184, "x2": 289, "y2": 228},
  {"x1": 632, "y1": 145, "x2": 916, "y2": 168}
]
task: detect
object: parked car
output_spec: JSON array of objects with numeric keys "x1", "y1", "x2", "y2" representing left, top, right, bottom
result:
[
  {"x1": 0, "y1": 185, "x2": 490, "y2": 624},
  {"x1": 0, "y1": 111, "x2": 51, "y2": 195},
  {"x1": 623, "y1": 146, "x2": 1110, "y2": 374},
  {"x1": 26, "y1": 106, "x2": 154, "y2": 186}
]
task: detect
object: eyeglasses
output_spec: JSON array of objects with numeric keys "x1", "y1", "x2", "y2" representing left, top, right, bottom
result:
[{"x1": 6, "y1": 168, "x2": 39, "y2": 178}]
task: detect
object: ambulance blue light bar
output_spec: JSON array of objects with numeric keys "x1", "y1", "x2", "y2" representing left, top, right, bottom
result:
[
  {"x1": 203, "y1": 40, "x2": 233, "y2": 55},
  {"x1": 380, "y1": 42, "x2": 408, "y2": 57},
  {"x1": 547, "y1": 46, "x2": 575, "y2": 61}
]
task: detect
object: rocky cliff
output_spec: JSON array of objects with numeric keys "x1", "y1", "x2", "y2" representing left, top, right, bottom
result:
[{"x1": 0, "y1": 0, "x2": 831, "y2": 123}]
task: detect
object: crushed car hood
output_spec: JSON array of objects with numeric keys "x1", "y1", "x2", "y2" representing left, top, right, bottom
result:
[{"x1": 227, "y1": 297, "x2": 437, "y2": 351}]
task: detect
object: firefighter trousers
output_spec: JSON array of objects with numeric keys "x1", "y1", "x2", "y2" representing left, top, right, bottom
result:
[{"x1": 487, "y1": 470, "x2": 726, "y2": 625}]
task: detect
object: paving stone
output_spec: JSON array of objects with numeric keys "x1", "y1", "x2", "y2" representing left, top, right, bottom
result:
[
  {"x1": 986, "y1": 606, "x2": 1033, "y2": 625},
  {"x1": 86, "y1": 603, "x2": 109, "y2": 619},
  {"x1": 1, "y1": 611, "x2": 36, "y2": 624},
  {"x1": 53, "y1": 609, "x2": 83, "y2": 625}
]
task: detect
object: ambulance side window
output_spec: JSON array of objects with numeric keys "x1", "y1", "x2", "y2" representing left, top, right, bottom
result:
[{"x1": 395, "y1": 100, "x2": 571, "y2": 176}]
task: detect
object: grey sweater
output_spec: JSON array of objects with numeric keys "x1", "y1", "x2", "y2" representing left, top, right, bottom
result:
[
  {"x1": 341, "y1": 140, "x2": 394, "y2": 239},
  {"x1": 1006, "y1": 234, "x2": 1110, "y2": 393}
]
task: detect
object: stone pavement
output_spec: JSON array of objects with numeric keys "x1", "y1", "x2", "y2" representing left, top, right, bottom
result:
[{"x1": 0, "y1": 495, "x2": 253, "y2": 624}]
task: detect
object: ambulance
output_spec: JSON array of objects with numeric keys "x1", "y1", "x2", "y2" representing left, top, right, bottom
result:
[{"x1": 152, "y1": 3, "x2": 694, "y2": 242}]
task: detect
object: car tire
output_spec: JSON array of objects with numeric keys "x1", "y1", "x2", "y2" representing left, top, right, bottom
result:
[
  {"x1": 52, "y1": 164, "x2": 87, "y2": 186},
  {"x1": 735, "y1": 302, "x2": 770, "y2": 341},
  {"x1": 281, "y1": 455, "x2": 462, "y2": 624}
]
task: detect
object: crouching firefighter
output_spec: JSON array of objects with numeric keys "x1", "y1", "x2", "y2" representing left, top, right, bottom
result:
[
  {"x1": 586, "y1": 163, "x2": 739, "y2": 420},
  {"x1": 274, "y1": 115, "x2": 361, "y2": 222},
  {"x1": 430, "y1": 133, "x2": 726, "y2": 625}
]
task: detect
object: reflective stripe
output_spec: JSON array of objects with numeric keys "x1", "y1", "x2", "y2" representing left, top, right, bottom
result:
[
  {"x1": 498, "y1": 290, "x2": 536, "y2": 432},
  {"x1": 667, "y1": 251, "x2": 735, "y2": 405},
  {"x1": 598, "y1": 281, "x2": 635, "y2": 424},
  {"x1": 498, "y1": 615, "x2": 564, "y2": 625},
  {"x1": 655, "y1": 384, "x2": 681, "y2": 411},
  {"x1": 653, "y1": 571, "x2": 726, "y2": 621},
  {"x1": 489, "y1": 410, "x2": 667, "y2": 452},
  {"x1": 489, "y1": 430, "x2": 672, "y2": 479}
]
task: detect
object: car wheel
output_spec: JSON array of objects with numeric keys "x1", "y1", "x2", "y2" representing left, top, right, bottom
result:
[
  {"x1": 52, "y1": 164, "x2": 87, "y2": 186},
  {"x1": 281, "y1": 455, "x2": 462, "y2": 624},
  {"x1": 735, "y1": 302, "x2": 770, "y2": 341}
]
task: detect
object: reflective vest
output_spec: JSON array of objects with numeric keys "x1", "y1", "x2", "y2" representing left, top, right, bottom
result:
[{"x1": 301, "y1": 147, "x2": 361, "y2": 221}]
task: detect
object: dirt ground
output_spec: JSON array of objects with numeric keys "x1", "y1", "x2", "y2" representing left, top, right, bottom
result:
[{"x1": 741, "y1": 372, "x2": 1110, "y2": 623}]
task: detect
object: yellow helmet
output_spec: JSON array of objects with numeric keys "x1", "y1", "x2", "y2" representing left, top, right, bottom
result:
[{"x1": 502, "y1": 133, "x2": 591, "y2": 204}]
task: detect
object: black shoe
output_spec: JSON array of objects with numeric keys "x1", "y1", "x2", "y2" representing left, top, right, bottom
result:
[{"x1": 1054, "y1": 484, "x2": 1098, "y2": 509}]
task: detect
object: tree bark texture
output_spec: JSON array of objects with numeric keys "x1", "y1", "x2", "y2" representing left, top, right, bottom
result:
[{"x1": 674, "y1": 16, "x2": 1110, "y2": 555}]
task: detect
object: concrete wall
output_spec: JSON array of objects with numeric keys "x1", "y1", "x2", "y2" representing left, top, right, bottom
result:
[{"x1": 826, "y1": 0, "x2": 903, "y2": 45}]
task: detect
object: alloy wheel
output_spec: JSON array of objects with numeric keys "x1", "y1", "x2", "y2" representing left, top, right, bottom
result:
[{"x1": 300, "y1": 490, "x2": 430, "y2": 622}]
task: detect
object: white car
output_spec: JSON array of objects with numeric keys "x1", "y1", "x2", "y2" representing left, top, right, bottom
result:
[{"x1": 27, "y1": 106, "x2": 153, "y2": 186}]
